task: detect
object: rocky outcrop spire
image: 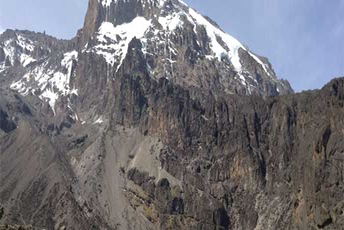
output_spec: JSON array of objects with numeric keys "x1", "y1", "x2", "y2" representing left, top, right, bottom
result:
[{"x1": 81, "y1": 0, "x2": 102, "y2": 47}]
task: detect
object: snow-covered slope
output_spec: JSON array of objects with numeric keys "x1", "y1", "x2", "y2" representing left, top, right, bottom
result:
[
  {"x1": 89, "y1": 16, "x2": 152, "y2": 68},
  {"x1": 0, "y1": 30, "x2": 78, "y2": 116},
  {"x1": 10, "y1": 50, "x2": 78, "y2": 114},
  {"x1": 0, "y1": 32, "x2": 37, "y2": 72}
]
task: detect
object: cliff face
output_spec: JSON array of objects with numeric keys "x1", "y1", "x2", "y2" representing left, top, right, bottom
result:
[
  {"x1": 106, "y1": 68, "x2": 344, "y2": 229},
  {"x1": 1, "y1": 70, "x2": 343, "y2": 229},
  {"x1": 0, "y1": 0, "x2": 343, "y2": 229},
  {"x1": 101, "y1": 61, "x2": 344, "y2": 229}
]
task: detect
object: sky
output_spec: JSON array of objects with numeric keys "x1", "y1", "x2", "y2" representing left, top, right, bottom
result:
[{"x1": 0, "y1": 0, "x2": 343, "y2": 92}]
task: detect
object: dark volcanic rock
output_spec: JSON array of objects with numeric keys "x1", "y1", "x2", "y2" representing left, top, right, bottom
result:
[
  {"x1": 0, "y1": 206, "x2": 3, "y2": 220},
  {"x1": 0, "y1": 109, "x2": 16, "y2": 134}
]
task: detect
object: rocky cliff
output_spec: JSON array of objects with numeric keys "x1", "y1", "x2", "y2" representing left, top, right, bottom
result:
[{"x1": 0, "y1": 0, "x2": 343, "y2": 229}]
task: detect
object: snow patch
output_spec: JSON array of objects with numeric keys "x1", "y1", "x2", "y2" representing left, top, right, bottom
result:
[
  {"x1": 239, "y1": 74, "x2": 247, "y2": 86},
  {"x1": 94, "y1": 116, "x2": 104, "y2": 124},
  {"x1": 2, "y1": 39, "x2": 16, "y2": 65},
  {"x1": 39, "y1": 87, "x2": 59, "y2": 115},
  {"x1": 248, "y1": 52, "x2": 271, "y2": 76},
  {"x1": 99, "y1": 0, "x2": 116, "y2": 7},
  {"x1": 62, "y1": 50, "x2": 78, "y2": 67},
  {"x1": 10, "y1": 81, "x2": 31, "y2": 96},
  {"x1": 94, "y1": 17, "x2": 151, "y2": 70},
  {"x1": 17, "y1": 35, "x2": 35, "y2": 52},
  {"x1": 10, "y1": 50, "x2": 79, "y2": 116},
  {"x1": 189, "y1": 8, "x2": 244, "y2": 72},
  {"x1": 0, "y1": 35, "x2": 36, "y2": 67},
  {"x1": 20, "y1": 54, "x2": 36, "y2": 67},
  {"x1": 201, "y1": 115, "x2": 209, "y2": 121},
  {"x1": 158, "y1": 12, "x2": 184, "y2": 31}
]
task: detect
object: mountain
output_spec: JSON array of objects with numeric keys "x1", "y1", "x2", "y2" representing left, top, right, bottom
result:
[
  {"x1": 1, "y1": 0, "x2": 293, "y2": 117},
  {"x1": 0, "y1": 0, "x2": 343, "y2": 229}
]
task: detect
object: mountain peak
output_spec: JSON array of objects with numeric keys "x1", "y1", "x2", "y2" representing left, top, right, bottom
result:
[{"x1": 78, "y1": 0, "x2": 293, "y2": 95}]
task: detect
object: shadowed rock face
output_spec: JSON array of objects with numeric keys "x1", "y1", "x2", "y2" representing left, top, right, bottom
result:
[
  {"x1": 0, "y1": 0, "x2": 343, "y2": 229},
  {"x1": 0, "y1": 110, "x2": 16, "y2": 134},
  {"x1": 0, "y1": 206, "x2": 3, "y2": 220},
  {"x1": 107, "y1": 65, "x2": 344, "y2": 229}
]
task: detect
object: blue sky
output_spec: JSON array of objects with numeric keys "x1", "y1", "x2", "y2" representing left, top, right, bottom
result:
[{"x1": 0, "y1": 0, "x2": 343, "y2": 92}]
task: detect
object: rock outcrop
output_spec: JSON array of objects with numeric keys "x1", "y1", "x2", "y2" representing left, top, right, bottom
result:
[{"x1": 0, "y1": 206, "x2": 3, "y2": 220}]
